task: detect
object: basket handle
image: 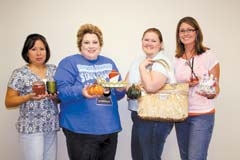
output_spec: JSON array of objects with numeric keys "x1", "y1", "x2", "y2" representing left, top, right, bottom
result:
[{"x1": 153, "y1": 59, "x2": 176, "y2": 84}]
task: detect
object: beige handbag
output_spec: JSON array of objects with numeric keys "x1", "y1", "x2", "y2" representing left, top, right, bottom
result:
[{"x1": 137, "y1": 59, "x2": 189, "y2": 122}]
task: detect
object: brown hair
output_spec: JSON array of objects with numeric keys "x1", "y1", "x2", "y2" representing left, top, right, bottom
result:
[
  {"x1": 77, "y1": 24, "x2": 103, "y2": 51},
  {"x1": 175, "y1": 16, "x2": 209, "y2": 58},
  {"x1": 142, "y1": 28, "x2": 164, "y2": 51}
]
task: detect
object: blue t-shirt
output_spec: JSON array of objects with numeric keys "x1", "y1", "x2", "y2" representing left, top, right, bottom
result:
[{"x1": 54, "y1": 54, "x2": 125, "y2": 135}]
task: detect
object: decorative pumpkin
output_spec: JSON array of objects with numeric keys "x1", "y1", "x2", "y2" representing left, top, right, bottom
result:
[
  {"x1": 127, "y1": 84, "x2": 142, "y2": 99},
  {"x1": 88, "y1": 84, "x2": 104, "y2": 96}
]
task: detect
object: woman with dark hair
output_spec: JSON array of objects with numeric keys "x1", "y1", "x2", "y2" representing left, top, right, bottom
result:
[
  {"x1": 174, "y1": 16, "x2": 220, "y2": 160},
  {"x1": 5, "y1": 33, "x2": 59, "y2": 160}
]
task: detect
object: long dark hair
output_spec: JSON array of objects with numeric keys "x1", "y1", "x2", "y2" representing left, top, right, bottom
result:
[{"x1": 175, "y1": 16, "x2": 209, "y2": 58}]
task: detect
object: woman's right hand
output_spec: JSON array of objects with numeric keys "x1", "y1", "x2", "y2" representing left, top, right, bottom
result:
[
  {"x1": 188, "y1": 77, "x2": 199, "y2": 87},
  {"x1": 139, "y1": 58, "x2": 154, "y2": 70},
  {"x1": 82, "y1": 85, "x2": 101, "y2": 99}
]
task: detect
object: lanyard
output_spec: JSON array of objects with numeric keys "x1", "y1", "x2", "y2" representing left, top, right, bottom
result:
[{"x1": 186, "y1": 57, "x2": 198, "y2": 80}]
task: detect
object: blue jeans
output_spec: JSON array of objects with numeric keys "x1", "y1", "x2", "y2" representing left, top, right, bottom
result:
[
  {"x1": 131, "y1": 111, "x2": 174, "y2": 160},
  {"x1": 175, "y1": 113, "x2": 215, "y2": 160},
  {"x1": 19, "y1": 132, "x2": 57, "y2": 160}
]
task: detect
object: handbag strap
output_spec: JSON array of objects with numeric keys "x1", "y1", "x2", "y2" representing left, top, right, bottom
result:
[
  {"x1": 153, "y1": 59, "x2": 170, "y2": 71},
  {"x1": 153, "y1": 59, "x2": 176, "y2": 84}
]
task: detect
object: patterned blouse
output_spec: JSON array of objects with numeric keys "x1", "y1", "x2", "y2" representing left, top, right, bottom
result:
[{"x1": 7, "y1": 64, "x2": 59, "y2": 134}]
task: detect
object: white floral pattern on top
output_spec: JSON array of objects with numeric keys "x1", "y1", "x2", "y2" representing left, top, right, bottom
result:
[{"x1": 8, "y1": 64, "x2": 59, "y2": 134}]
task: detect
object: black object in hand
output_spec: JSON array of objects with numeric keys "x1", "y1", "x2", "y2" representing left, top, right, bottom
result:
[{"x1": 103, "y1": 87, "x2": 111, "y2": 97}]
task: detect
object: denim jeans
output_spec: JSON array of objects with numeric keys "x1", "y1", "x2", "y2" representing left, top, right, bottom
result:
[
  {"x1": 131, "y1": 111, "x2": 174, "y2": 160},
  {"x1": 175, "y1": 113, "x2": 215, "y2": 160},
  {"x1": 19, "y1": 132, "x2": 57, "y2": 160},
  {"x1": 63, "y1": 128, "x2": 118, "y2": 160}
]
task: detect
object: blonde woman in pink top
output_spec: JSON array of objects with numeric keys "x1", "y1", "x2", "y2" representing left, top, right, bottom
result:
[{"x1": 174, "y1": 17, "x2": 220, "y2": 160}]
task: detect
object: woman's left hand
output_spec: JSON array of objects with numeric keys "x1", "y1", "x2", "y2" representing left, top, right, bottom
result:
[
  {"x1": 48, "y1": 93, "x2": 58, "y2": 99},
  {"x1": 115, "y1": 87, "x2": 126, "y2": 92},
  {"x1": 197, "y1": 92, "x2": 217, "y2": 99}
]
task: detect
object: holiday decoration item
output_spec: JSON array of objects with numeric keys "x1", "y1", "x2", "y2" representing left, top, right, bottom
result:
[
  {"x1": 197, "y1": 74, "x2": 217, "y2": 94},
  {"x1": 108, "y1": 70, "x2": 119, "y2": 82}
]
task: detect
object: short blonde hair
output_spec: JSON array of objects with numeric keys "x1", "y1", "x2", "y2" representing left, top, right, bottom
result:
[{"x1": 77, "y1": 24, "x2": 103, "y2": 51}]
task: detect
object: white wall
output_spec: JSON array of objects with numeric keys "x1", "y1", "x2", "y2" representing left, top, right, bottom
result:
[{"x1": 1, "y1": 0, "x2": 240, "y2": 159}]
